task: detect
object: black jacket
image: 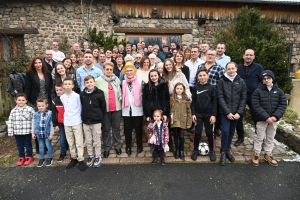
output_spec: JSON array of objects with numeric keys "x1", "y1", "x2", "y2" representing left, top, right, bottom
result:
[
  {"x1": 44, "y1": 58, "x2": 57, "y2": 73},
  {"x1": 252, "y1": 83, "x2": 287, "y2": 122},
  {"x1": 80, "y1": 87, "x2": 107, "y2": 124},
  {"x1": 218, "y1": 74, "x2": 247, "y2": 115},
  {"x1": 237, "y1": 62, "x2": 263, "y2": 96},
  {"x1": 180, "y1": 64, "x2": 190, "y2": 84},
  {"x1": 25, "y1": 70, "x2": 53, "y2": 107},
  {"x1": 191, "y1": 82, "x2": 217, "y2": 118},
  {"x1": 142, "y1": 78, "x2": 170, "y2": 118}
]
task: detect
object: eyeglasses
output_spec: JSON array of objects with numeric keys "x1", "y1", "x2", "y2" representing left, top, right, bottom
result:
[
  {"x1": 263, "y1": 77, "x2": 271, "y2": 81},
  {"x1": 206, "y1": 54, "x2": 216, "y2": 56},
  {"x1": 136, "y1": 57, "x2": 142, "y2": 59},
  {"x1": 125, "y1": 70, "x2": 134, "y2": 73},
  {"x1": 105, "y1": 68, "x2": 113, "y2": 72}
]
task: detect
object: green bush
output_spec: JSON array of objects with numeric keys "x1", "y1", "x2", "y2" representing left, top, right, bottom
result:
[
  {"x1": 213, "y1": 6, "x2": 293, "y2": 93},
  {"x1": 86, "y1": 28, "x2": 127, "y2": 50}
]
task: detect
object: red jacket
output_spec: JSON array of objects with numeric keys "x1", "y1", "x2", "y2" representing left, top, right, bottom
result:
[{"x1": 52, "y1": 96, "x2": 64, "y2": 126}]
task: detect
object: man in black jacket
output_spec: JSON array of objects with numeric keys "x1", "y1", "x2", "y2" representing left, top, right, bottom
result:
[
  {"x1": 235, "y1": 49, "x2": 263, "y2": 146},
  {"x1": 44, "y1": 50, "x2": 57, "y2": 73}
]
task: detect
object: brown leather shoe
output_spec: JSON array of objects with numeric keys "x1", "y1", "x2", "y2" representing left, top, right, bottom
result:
[
  {"x1": 252, "y1": 153, "x2": 260, "y2": 166},
  {"x1": 264, "y1": 154, "x2": 278, "y2": 167}
]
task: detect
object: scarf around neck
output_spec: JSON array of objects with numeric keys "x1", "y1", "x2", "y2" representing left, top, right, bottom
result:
[
  {"x1": 101, "y1": 74, "x2": 122, "y2": 101},
  {"x1": 224, "y1": 72, "x2": 237, "y2": 82},
  {"x1": 122, "y1": 75, "x2": 141, "y2": 108}
]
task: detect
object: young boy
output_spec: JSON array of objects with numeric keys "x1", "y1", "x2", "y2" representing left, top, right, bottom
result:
[
  {"x1": 80, "y1": 75, "x2": 106, "y2": 168},
  {"x1": 7, "y1": 93, "x2": 35, "y2": 166},
  {"x1": 251, "y1": 70, "x2": 287, "y2": 167},
  {"x1": 60, "y1": 77, "x2": 86, "y2": 171},
  {"x1": 32, "y1": 99, "x2": 54, "y2": 167},
  {"x1": 52, "y1": 83, "x2": 68, "y2": 162},
  {"x1": 191, "y1": 68, "x2": 217, "y2": 161}
]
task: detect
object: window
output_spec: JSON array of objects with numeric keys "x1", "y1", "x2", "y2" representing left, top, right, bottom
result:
[
  {"x1": 126, "y1": 34, "x2": 181, "y2": 47},
  {"x1": 0, "y1": 34, "x2": 25, "y2": 61}
]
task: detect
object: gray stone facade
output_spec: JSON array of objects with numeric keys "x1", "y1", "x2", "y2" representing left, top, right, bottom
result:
[{"x1": 0, "y1": 1, "x2": 299, "y2": 70}]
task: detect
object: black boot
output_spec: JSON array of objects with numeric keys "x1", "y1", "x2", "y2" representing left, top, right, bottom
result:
[
  {"x1": 220, "y1": 152, "x2": 226, "y2": 166},
  {"x1": 152, "y1": 157, "x2": 157, "y2": 164},
  {"x1": 225, "y1": 149, "x2": 235, "y2": 162},
  {"x1": 180, "y1": 150, "x2": 185, "y2": 160},
  {"x1": 175, "y1": 150, "x2": 180, "y2": 159},
  {"x1": 160, "y1": 157, "x2": 165, "y2": 166},
  {"x1": 168, "y1": 137, "x2": 174, "y2": 152}
]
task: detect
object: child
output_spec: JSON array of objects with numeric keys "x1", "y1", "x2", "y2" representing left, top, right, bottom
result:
[
  {"x1": 32, "y1": 98, "x2": 54, "y2": 167},
  {"x1": 7, "y1": 93, "x2": 35, "y2": 166},
  {"x1": 218, "y1": 62, "x2": 247, "y2": 166},
  {"x1": 170, "y1": 82, "x2": 192, "y2": 160},
  {"x1": 147, "y1": 110, "x2": 169, "y2": 166},
  {"x1": 60, "y1": 77, "x2": 86, "y2": 171},
  {"x1": 52, "y1": 82, "x2": 68, "y2": 162},
  {"x1": 251, "y1": 70, "x2": 287, "y2": 167},
  {"x1": 80, "y1": 75, "x2": 106, "y2": 168},
  {"x1": 191, "y1": 68, "x2": 217, "y2": 161}
]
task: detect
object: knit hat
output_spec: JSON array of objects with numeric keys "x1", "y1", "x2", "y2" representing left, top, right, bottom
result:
[
  {"x1": 262, "y1": 70, "x2": 275, "y2": 82},
  {"x1": 122, "y1": 62, "x2": 137, "y2": 74}
]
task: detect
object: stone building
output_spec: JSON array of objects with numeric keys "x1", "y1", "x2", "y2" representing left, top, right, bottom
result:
[{"x1": 0, "y1": 0, "x2": 300, "y2": 70}]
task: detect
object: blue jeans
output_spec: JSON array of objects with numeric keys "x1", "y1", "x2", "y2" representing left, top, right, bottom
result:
[
  {"x1": 59, "y1": 124, "x2": 68, "y2": 155},
  {"x1": 220, "y1": 114, "x2": 238, "y2": 152},
  {"x1": 37, "y1": 137, "x2": 53, "y2": 159},
  {"x1": 153, "y1": 144, "x2": 164, "y2": 158},
  {"x1": 15, "y1": 134, "x2": 33, "y2": 157}
]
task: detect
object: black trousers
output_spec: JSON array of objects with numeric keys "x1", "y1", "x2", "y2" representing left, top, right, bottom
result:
[
  {"x1": 236, "y1": 95, "x2": 255, "y2": 140},
  {"x1": 173, "y1": 127, "x2": 184, "y2": 151},
  {"x1": 193, "y1": 115, "x2": 214, "y2": 151},
  {"x1": 123, "y1": 116, "x2": 143, "y2": 150}
]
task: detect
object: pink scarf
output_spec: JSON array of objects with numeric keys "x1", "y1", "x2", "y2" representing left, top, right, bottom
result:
[{"x1": 122, "y1": 75, "x2": 141, "y2": 108}]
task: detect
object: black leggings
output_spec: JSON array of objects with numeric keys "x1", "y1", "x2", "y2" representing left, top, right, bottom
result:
[
  {"x1": 193, "y1": 116, "x2": 214, "y2": 151},
  {"x1": 173, "y1": 127, "x2": 185, "y2": 151}
]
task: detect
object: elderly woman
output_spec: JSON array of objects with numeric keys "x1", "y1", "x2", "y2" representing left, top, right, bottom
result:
[
  {"x1": 95, "y1": 62, "x2": 122, "y2": 158},
  {"x1": 162, "y1": 58, "x2": 191, "y2": 99},
  {"x1": 122, "y1": 62, "x2": 144, "y2": 155},
  {"x1": 114, "y1": 54, "x2": 124, "y2": 78},
  {"x1": 136, "y1": 56, "x2": 151, "y2": 83}
]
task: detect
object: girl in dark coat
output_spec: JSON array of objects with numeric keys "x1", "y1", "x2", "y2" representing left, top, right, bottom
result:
[
  {"x1": 142, "y1": 69, "x2": 170, "y2": 122},
  {"x1": 218, "y1": 62, "x2": 247, "y2": 166}
]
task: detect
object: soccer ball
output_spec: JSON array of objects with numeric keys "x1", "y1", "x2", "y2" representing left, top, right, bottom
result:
[{"x1": 198, "y1": 142, "x2": 210, "y2": 155}]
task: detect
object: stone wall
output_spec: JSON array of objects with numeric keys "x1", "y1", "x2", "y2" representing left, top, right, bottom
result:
[
  {"x1": 0, "y1": 1, "x2": 113, "y2": 57},
  {"x1": 0, "y1": 1, "x2": 299, "y2": 70}
]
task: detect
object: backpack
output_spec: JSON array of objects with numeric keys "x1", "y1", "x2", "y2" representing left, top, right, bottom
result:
[{"x1": 6, "y1": 72, "x2": 26, "y2": 96}]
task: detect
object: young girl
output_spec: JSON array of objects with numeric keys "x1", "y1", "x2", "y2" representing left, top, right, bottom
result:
[
  {"x1": 218, "y1": 62, "x2": 247, "y2": 166},
  {"x1": 147, "y1": 110, "x2": 169, "y2": 166},
  {"x1": 170, "y1": 83, "x2": 192, "y2": 159},
  {"x1": 191, "y1": 68, "x2": 217, "y2": 162},
  {"x1": 70, "y1": 53, "x2": 77, "y2": 70},
  {"x1": 32, "y1": 98, "x2": 54, "y2": 167},
  {"x1": 142, "y1": 69, "x2": 170, "y2": 123},
  {"x1": 7, "y1": 93, "x2": 35, "y2": 166}
]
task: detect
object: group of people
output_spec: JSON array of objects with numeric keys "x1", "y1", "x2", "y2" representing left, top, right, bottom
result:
[{"x1": 7, "y1": 40, "x2": 287, "y2": 170}]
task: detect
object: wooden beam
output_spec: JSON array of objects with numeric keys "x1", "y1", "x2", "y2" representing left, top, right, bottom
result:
[
  {"x1": 0, "y1": 28, "x2": 39, "y2": 35},
  {"x1": 114, "y1": 28, "x2": 192, "y2": 34}
]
